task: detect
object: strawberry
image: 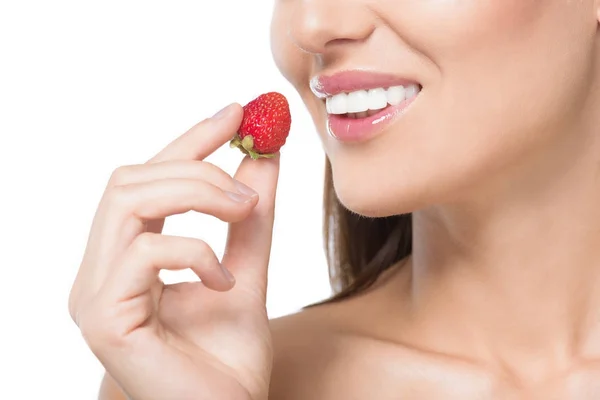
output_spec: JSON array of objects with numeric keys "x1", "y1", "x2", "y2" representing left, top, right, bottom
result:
[{"x1": 230, "y1": 92, "x2": 291, "y2": 160}]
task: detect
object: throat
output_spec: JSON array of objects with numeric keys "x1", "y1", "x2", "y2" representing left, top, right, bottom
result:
[{"x1": 399, "y1": 194, "x2": 600, "y2": 382}]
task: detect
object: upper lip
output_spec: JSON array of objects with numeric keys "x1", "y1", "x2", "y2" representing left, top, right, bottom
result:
[{"x1": 310, "y1": 70, "x2": 421, "y2": 99}]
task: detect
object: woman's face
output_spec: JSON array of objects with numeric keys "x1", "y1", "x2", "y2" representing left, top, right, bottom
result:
[{"x1": 271, "y1": 1, "x2": 600, "y2": 217}]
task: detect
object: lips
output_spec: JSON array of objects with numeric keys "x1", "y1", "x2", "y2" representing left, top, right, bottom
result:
[
  {"x1": 310, "y1": 70, "x2": 420, "y2": 99},
  {"x1": 310, "y1": 70, "x2": 422, "y2": 143}
]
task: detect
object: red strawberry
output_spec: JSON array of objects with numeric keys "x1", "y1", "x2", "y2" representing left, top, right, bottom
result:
[{"x1": 230, "y1": 92, "x2": 291, "y2": 160}]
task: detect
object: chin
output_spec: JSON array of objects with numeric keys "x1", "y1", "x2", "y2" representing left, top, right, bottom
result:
[
  {"x1": 325, "y1": 128, "x2": 507, "y2": 219},
  {"x1": 330, "y1": 161, "x2": 432, "y2": 218}
]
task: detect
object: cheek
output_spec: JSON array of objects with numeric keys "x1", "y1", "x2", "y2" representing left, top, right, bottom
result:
[
  {"x1": 383, "y1": 0, "x2": 550, "y2": 52},
  {"x1": 399, "y1": 0, "x2": 594, "y2": 124},
  {"x1": 423, "y1": 0, "x2": 595, "y2": 167},
  {"x1": 269, "y1": 0, "x2": 597, "y2": 217},
  {"x1": 401, "y1": 0, "x2": 594, "y2": 174},
  {"x1": 330, "y1": 0, "x2": 597, "y2": 216}
]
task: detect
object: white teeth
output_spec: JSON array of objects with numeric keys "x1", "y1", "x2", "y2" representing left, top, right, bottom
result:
[
  {"x1": 386, "y1": 85, "x2": 406, "y2": 106},
  {"x1": 346, "y1": 90, "x2": 369, "y2": 113},
  {"x1": 368, "y1": 88, "x2": 388, "y2": 110},
  {"x1": 325, "y1": 85, "x2": 420, "y2": 115},
  {"x1": 405, "y1": 83, "x2": 420, "y2": 100},
  {"x1": 328, "y1": 92, "x2": 348, "y2": 114}
]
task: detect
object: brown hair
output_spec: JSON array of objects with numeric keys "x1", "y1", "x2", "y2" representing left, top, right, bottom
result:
[{"x1": 321, "y1": 157, "x2": 413, "y2": 302}]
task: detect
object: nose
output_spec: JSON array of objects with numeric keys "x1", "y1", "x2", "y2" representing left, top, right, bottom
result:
[{"x1": 288, "y1": 0, "x2": 376, "y2": 55}]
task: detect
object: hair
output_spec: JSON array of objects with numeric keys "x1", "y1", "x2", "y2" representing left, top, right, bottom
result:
[{"x1": 319, "y1": 157, "x2": 413, "y2": 303}]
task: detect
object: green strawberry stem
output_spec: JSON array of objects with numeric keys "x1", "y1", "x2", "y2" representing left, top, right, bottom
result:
[{"x1": 229, "y1": 134, "x2": 276, "y2": 160}]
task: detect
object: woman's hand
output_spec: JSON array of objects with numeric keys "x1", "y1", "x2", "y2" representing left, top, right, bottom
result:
[{"x1": 68, "y1": 103, "x2": 279, "y2": 400}]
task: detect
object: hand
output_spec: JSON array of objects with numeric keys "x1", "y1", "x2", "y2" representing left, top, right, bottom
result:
[{"x1": 68, "y1": 103, "x2": 279, "y2": 400}]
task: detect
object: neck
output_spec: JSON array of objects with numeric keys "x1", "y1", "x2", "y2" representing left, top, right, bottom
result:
[{"x1": 405, "y1": 116, "x2": 600, "y2": 382}]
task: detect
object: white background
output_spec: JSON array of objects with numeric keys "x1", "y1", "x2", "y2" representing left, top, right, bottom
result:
[{"x1": 0, "y1": 1, "x2": 331, "y2": 398}]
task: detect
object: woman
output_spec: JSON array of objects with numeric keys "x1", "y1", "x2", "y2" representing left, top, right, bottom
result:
[{"x1": 68, "y1": 1, "x2": 600, "y2": 399}]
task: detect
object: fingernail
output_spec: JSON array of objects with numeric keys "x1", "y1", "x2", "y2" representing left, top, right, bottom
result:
[
  {"x1": 220, "y1": 264, "x2": 235, "y2": 283},
  {"x1": 233, "y1": 180, "x2": 258, "y2": 197},
  {"x1": 225, "y1": 190, "x2": 253, "y2": 203},
  {"x1": 212, "y1": 104, "x2": 232, "y2": 119}
]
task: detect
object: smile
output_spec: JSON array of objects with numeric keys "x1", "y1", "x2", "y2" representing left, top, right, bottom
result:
[
  {"x1": 325, "y1": 84, "x2": 421, "y2": 118},
  {"x1": 310, "y1": 70, "x2": 422, "y2": 142}
]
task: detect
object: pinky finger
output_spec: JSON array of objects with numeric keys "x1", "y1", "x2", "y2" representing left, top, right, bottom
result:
[{"x1": 102, "y1": 233, "x2": 235, "y2": 302}]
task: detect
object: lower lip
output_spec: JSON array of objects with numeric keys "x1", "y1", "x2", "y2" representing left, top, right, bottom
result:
[{"x1": 326, "y1": 96, "x2": 418, "y2": 143}]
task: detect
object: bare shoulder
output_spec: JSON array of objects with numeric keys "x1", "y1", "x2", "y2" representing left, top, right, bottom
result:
[
  {"x1": 265, "y1": 298, "x2": 514, "y2": 400},
  {"x1": 266, "y1": 269, "x2": 405, "y2": 399},
  {"x1": 267, "y1": 300, "x2": 355, "y2": 400}
]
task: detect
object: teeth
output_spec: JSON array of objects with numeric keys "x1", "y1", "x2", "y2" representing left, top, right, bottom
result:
[
  {"x1": 368, "y1": 88, "x2": 388, "y2": 110},
  {"x1": 328, "y1": 92, "x2": 347, "y2": 114},
  {"x1": 346, "y1": 90, "x2": 369, "y2": 113},
  {"x1": 386, "y1": 86, "x2": 406, "y2": 106},
  {"x1": 405, "y1": 83, "x2": 420, "y2": 100},
  {"x1": 325, "y1": 85, "x2": 420, "y2": 115}
]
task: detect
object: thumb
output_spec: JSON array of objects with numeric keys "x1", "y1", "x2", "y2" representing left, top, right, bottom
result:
[{"x1": 221, "y1": 154, "x2": 280, "y2": 299}]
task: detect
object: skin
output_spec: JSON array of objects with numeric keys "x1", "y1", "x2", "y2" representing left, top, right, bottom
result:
[
  {"x1": 71, "y1": 0, "x2": 600, "y2": 399},
  {"x1": 71, "y1": 106, "x2": 279, "y2": 400},
  {"x1": 268, "y1": 0, "x2": 600, "y2": 398}
]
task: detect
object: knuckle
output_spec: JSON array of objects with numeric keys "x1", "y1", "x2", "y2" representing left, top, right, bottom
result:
[
  {"x1": 200, "y1": 160, "x2": 222, "y2": 176},
  {"x1": 197, "y1": 160, "x2": 233, "y2": 183},
  {"x1": 208, "y1": 162, "x2": 236, "y2": 183},
  {"x1": 108, "y1": 165, "x2": 134, "y2": 187},
  {"x1": 191, "y1": 240, "x2": 214, "y2": 267},
  {"x1": 78, "y1": 302, "x2": 128, "y2": 351},
  {"x1": 193, "y1": 237, "x2": 210, "y2": 253},
  {"x1": 177, "y1": 238, "x2": 214, "y2": 272},
  {"x1": 77, "y1": 303, "x2": 103, "y2": 345},
  {"x1": 68, "y1": 271, "x2": 89, "y2": 325},
  {"x1": 67, "y1": 288, "x2": 80, "y2": 324},
  {"x1": 200, "y1": 160, "x2": 217, "y2": 169},
  {"x1": 104, "y1": 185, "x2": 131, "y2": 210},
  {"x1": 132, "y1": 232, "x2": 160, "y2": 254}
]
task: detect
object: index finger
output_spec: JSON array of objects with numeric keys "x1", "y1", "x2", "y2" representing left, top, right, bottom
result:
[
  {"x1": 221, "y1": 154, "x2": 280, "y2": 299},
  {"x1": 147, "y1": 103, "x2": 243, "y2": 164}
]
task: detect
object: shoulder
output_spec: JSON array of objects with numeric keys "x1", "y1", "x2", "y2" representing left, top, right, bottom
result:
[
  {"x1": 267, "y1": 300, "x2": 358, "y2": 400},
  {"x1": 266, "y1": 267, "x2": 409, "y2": 399},
  {"x1": 267, "y1": 302, "x2": 338, "y2": 399}
]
